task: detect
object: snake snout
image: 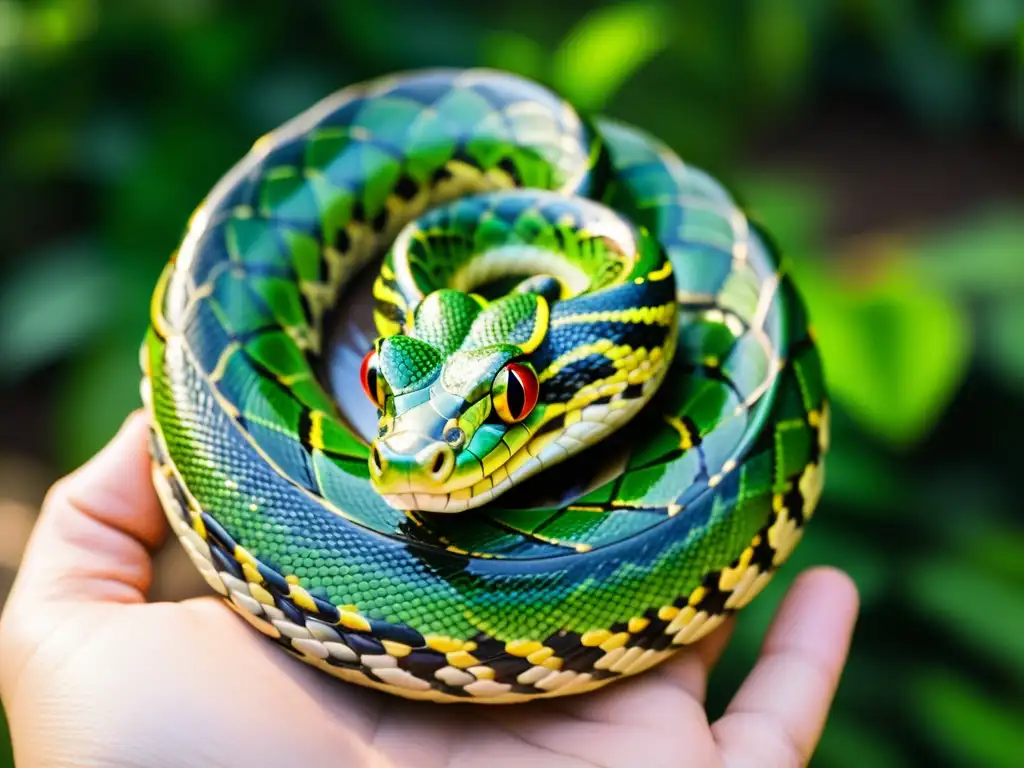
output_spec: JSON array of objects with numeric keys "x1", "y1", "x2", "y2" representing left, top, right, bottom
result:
[
  {"x1": 420, "y1": 441, "x2": 455, "y2": 483},
  {"x1": 369, "y1": 432, "x2": 455, "y2": 490}
]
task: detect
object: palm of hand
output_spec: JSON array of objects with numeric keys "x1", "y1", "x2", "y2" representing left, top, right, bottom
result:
[{"x1": 0, "y1": 415, "x2": 857, "y2": 768}]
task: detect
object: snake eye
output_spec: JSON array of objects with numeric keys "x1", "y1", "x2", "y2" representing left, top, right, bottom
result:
[
  {"x1": 492, "y1": 363, "x2": 539, "y2": 424},
  {"x1": 359, "y1": 350, "x2": 385, "y2": 409}
]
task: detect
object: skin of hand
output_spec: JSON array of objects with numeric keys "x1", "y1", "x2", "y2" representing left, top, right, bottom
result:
[{"x1": 0, "y1": 412, "x2": 858, "y2": 768}]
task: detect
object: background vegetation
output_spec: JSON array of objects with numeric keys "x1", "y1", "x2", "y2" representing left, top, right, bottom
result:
[{"x1": 1, "y1": 1, "x2": 1022, "y2": 765}]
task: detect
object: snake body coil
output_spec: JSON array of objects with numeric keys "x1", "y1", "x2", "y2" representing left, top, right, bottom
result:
[{"x1": 143, "y1": 69, "x2": 828, "y2": 703}]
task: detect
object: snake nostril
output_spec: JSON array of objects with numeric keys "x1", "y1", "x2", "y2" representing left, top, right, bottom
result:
[
  {"x1": 370, "y1": 445, "x2": 384, "y2": 475},
  {"x1": 426, "y1": 444, "x2": 454, "y2": 481}
]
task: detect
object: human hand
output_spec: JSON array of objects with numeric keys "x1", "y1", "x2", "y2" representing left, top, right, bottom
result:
[{"x1": 0, "y1": 412, "x2": 858, "y2": 767}]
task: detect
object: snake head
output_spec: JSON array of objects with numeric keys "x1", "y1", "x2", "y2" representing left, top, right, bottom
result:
[{"x1": 361, "y1": 333, "x2": 543, "y2": 513}]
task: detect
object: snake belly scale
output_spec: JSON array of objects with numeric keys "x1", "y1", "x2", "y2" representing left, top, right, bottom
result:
[{"x1": 142, "y1": 69, "x2": 828, "y2": 703}]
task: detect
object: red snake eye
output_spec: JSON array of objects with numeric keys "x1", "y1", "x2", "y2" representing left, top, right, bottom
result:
[
  {"x1": 493, "y1": 363, "x2": 539, "y2": 423},
  {"x1": 360, "y1": 350, "x2": 385, "y2": 408}
]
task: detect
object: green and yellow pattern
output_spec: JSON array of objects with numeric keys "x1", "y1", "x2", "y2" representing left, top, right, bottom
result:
[{"x1": 143, "y1": 68, "x2": 828, "y2": 702}]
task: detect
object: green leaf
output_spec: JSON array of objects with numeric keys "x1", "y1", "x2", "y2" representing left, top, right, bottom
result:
[
  {"x1": 0, "y1": 2, "x2": 25, "y2": 54},
  {"x1": 951, "y1": 522, "x2": 1024, "y2": 584},
  {"x1": 243, "y1": 67, "x2": 335, "y2": 133},
  {"x1": 1009, "y1": 64, "x2": 1024, "y2": 132},
  {"x1": 816, "y1": 712, "x2": 905, "y2": 768},
  {"x1": 739, "y1": 175, "x2": 969, "y2": 444},
  {"x1": 949, "y1": 0, "x2": 1024, "y2": 48},
  {"x1": 329, "y1": 4, "x2": 477, "y2": 68},
  {"x1": 820, "y1": 422, "x2": 907, "y2": 512},
  {"x1": 53, "y1": 334, "x2": 144, "y2": 472},
  {"x1": 778, "y1": 520, "x2": 890, "y2": 605},
  {"x1": 916, "y1": 208, "x2": 1024, "y2": 296},
  {"x1": 552, "y1": 2, "x2": 670, "y2": 110},
  {"x1": 480, "y1": 30, "x2": 546, "y2": 81},
  {"x1": 908, "y1": 558, "x2": 1024, "y2": 681},
  {"x1": 912, "y1": 669, "x2": 1024, "y2": 767},
  {"x1": 879, "y1": 10, "x2": 979, "y2": 131},
  {"x1": 0, "y1": 704, "x2": 11, "y2": 768},
  {"x1": 75, "y1": 112, "x2": 145, "y2": 182},
  {"x1": 980, "y1": 298, "x2": 1024, "y2": 391},
  {"x1": 797, "y1": 263, "x2": 971, "y2": 446},
  {"x1": 0, "y1": 244, "x2": 118, "y2": 382},
  {"x1": 736, "y1": 174, "x2": 829, "y2": 258},
  {"x1": 746, "y1": 0, "x2": 811, "y2": 104}
]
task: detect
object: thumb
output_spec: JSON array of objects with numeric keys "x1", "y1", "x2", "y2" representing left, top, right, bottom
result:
[{"x1": 6, "y1": 410, "x2": 167, "y2": 609}]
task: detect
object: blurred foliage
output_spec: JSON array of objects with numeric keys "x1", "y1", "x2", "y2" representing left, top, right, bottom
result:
[
  {"x1": 1, "y1": 1, "x2": 1023, "y2": 767},
  {"x1": 0, "y1": 710, "x2": 7, "y2": 768}
]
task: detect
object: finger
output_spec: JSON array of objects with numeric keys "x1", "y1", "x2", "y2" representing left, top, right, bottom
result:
[
  {"x1": 7, "y1": 411, "x2": 166, "y2": 607},
  {"x1": 712, "y1": 567, "x2": 859, "y2": 767}
]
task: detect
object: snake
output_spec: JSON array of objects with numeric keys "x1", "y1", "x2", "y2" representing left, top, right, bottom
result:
[{"x1": 142, "y1": 68, "x2": 828, "y2": 703}]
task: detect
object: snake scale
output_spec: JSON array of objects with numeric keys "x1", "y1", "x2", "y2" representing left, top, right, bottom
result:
[{"x1": 142, "y1": 69, "x2": 828, "y2": 703}]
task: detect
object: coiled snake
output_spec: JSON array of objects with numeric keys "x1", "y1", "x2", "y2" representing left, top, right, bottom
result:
[{"x1": 142, "y1": 69, "x2": 828, "y2": 703}]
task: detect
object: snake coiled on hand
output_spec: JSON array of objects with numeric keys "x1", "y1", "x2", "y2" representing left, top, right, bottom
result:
[{"x1": 142, "y1": 69, "x2": 828, "y2": 703}]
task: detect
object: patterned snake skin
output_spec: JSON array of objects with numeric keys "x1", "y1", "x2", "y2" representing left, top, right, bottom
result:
[{"x1": 142, "y1": 69, "x2": 828, "y2": 703}]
